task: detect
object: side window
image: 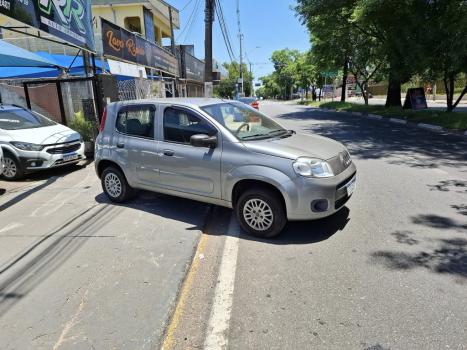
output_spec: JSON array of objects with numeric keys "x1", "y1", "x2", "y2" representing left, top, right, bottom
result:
[
  {"x1": 163, "y1": 107, "x2": 216, "y2": 144},
  {"x1": 116, "y1": 105, "x2": 155, "y2": 139}
]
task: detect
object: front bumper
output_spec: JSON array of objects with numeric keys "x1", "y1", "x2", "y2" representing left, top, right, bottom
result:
[
  {"x1": 285, "y1": 162, "x2": 357, "y2": 221},
  {"x1": 17, "y1": 141, "x2": 85, "y2": 173}
]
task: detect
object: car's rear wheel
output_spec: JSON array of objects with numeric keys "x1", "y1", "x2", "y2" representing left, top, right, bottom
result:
[
  {"x1": 1, "y1": 154, "x2": 23, "y2": 181},
  {"x1": 236, "y1": 188, "x2": 287, "y2": 238},
  {"x1": 101, "y1": 167, "x2": 133, "y2": 202}
]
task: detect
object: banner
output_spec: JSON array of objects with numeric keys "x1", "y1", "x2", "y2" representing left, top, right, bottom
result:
[
  {"x1": 0, "y1": 0, "x2": 95, "y2": 51},
  {"x1": 101, "y1": 18, "x2": 179, "y2": 77},
  {"x1": 184, "y1": 52, "x2": 204, "y2": 83}
]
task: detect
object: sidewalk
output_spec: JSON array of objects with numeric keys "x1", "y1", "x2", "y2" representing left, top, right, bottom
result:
[{"x1": 346, "y1": 96, "x2": 467, "y2": 112}]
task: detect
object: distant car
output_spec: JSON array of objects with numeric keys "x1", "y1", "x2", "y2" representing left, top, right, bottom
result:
[
  {"x1": 95, "y1": 98, "x2": 356, "y2": 238},
  {"x1": 237, "y1": 97, "x2": 259, "y2": 110},
  {"x1": 0, "y1": 105, "x2": 85, "y2": 180}
]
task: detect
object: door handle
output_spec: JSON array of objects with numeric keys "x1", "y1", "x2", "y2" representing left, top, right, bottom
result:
[
  {"x1": 163, "y1": 150, "x2": 174, "y2": 157},
  {"x1": 117, "y1": 142, "x2": 125, "y2": 149}
]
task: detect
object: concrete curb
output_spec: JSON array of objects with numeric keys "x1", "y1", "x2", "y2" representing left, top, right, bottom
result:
[
  {"x1": 389, "y1": 118, "x2": 407, "y2": 124},
  {"x1": 417, "y1": 123, "x2": 443, "y2": 132},
  {"x1": 317, "y1": 107, "x2": 467, "y2": 138}
]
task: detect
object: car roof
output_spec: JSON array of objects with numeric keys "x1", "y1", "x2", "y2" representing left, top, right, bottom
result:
[{"x1": 116, "y1": 97, "x2": 233, "y2": 109}]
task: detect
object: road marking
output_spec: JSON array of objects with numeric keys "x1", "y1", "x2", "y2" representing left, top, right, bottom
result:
[
  {"x1": 204, "y1": 217, "x2": 240, "y2": 350},
  {"x1": 161, "y1": 232, "x2": 210, "y2": 350}
]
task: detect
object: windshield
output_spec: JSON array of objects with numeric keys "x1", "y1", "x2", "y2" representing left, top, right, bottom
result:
[
  {"x1": 201, "y1": 102, "x2": 287, "y2": 141},
  {"x1": 0, "y1": 108, "x2": 56, "y2": 130}
]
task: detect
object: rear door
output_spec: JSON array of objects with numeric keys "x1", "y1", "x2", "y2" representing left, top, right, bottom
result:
[
  {"x1": 156, "y1": 105, "x2": 222, "y2": 198},
  {"x1": 115, "y1": 104, "x2": 159, "y2": 186}
]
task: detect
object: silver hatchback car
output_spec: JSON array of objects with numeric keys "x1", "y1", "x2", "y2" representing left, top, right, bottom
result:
[{"x1": 95, "y1": 98, "x2": 356, "y2": 238}]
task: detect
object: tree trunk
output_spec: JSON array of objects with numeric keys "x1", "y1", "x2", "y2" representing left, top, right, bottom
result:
[
  {"x1": 385, "y1": 73, "x2": 402, "y2": 107},
  {"x1": 453, "y1": 85, "x2": 467, "y2": 110},
  {"x1": 341, "y1": 57, "x2": 348, "y2": 102},
  {"x1": 444, "y1": 75, "x2": 455, "y2": 112}
]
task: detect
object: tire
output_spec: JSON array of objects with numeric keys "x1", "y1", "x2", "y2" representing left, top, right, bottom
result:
[
  {"x1": 236, "y1": 188, "x2": 287, "y2": 238},
  {"x1": 1, "y1": 153, "x2": 24, "y2": 181},
  {"x1": 101, "y1": 166, "x2": 133, "y2": 203}
]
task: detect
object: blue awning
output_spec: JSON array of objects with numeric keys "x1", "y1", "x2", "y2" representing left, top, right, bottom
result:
[{"x1": 0, "y1": 40, "x2": 63, "y2": 68}]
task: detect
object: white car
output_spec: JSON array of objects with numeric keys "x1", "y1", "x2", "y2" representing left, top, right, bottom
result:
[{"x1": 0, "y1": 105, "x2": 85, "y2": 180}]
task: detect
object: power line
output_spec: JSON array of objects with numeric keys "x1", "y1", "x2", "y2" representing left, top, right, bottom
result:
[
  {"x1": 214, "y1": 0, "x2": 236, "y2": 61},
  {"x1": 176, "y1": 0, "x2": 201, "y2": 42},
  {"x1": 180, "y1": 0, "x2": 196, "y2": 12}
]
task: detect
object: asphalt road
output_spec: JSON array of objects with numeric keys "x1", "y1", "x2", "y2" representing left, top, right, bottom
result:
[
  {"x1": 1, "y1": 101, "x2": 466, "y2": 350},
  {"x1": 164, "y1": 101, "x2": 467, "y2": 350},
  {"x1": 0, "y1": 163, "x2": 209, "y2": 349}
]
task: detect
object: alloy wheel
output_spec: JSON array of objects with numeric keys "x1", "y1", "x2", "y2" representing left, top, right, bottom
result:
[
  {"x1": 2, "y1": 157, "x2": 17, "y2": 179},
  {"x1": 104, "y1": 172, "x2": 122, "y2": 198},
  {"x1": 243, "y1": 198, "x2": 274, "y2": 231}
]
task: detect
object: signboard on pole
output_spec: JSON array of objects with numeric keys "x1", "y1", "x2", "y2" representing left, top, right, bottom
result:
[
  {"x1": 0, "y1": 0, "x2": 95, "y2": 52},
  {"x1": 101, "y1": 18, "x2": 179, "y2": 77}
]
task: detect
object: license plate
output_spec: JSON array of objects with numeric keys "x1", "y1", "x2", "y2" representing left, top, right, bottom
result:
[
  {"x1": 63, "y1": 153, "x2": 79, "y2": 162},
  {"x1": 346, "y1": 177, "x2": 356, "y2": 196}
]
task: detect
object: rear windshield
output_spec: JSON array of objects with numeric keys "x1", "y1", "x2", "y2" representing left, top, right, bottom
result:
[{"x1": 0, "y1": 108, "x2": 56, "y2": 130}]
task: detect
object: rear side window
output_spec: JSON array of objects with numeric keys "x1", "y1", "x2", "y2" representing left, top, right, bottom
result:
[
  {"x1": 163, "y1": 107, "x2": 216, "y2": 144},
  {"x1": 116, "y1": 105, "x2": 155, "y2": 139}
]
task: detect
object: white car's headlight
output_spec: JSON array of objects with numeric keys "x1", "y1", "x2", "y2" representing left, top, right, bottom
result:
[
  {"x1": 293, "y1": 157, "x2": 334, "y2": 178},
  {"x1": 10, "y1": 142, "x2": 44, "y2": 151}
]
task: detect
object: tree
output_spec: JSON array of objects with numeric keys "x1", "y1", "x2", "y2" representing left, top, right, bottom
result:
[
  {"x1": 295, "y1": 0, "x2": 356, "y2": 101},
  {"x1": 294, "y1": 51, "x2": 317, "y2": 99},
  {"x1": 214, "y1": 62, "x2": 253, "y2": 98},
  {"x1": 423, "y1": 0, "x2": 467, "y2": 111},
  {"x1": 270, "y1": 49, "x2": 300, "y2": 99}
]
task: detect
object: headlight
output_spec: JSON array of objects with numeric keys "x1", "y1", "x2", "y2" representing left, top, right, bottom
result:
[
  {"x1": 293, "y1": 157, "x2": 334, "y2": 178},
  {"x1": 10, "y1": 142, "x2": 44, "y2": 151}
]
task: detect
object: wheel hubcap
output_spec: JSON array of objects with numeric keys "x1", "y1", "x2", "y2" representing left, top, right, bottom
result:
[
  {"x1": 2, "y1": 158, "x2": 17, "y2": 178},
  {"x1": 104, "y1": 173, "x2": 122, "y2": 198},
  {"x1": 243, "y1": 198, "x2": 274, "y2": 231}
]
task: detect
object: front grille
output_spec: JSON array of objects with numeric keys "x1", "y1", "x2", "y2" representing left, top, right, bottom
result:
[
  {"x1": 46, "y1": 142, "x2": 81, "y2": 154},
  {"x1": 328, "y1": 151, "x2": 352, "y2": 175},
  {"x1": 335, "y1": 171, "x2": 356, "y2": 209}
]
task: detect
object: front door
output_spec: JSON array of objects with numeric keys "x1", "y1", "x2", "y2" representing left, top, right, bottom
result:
[
  {"x1": 156, "y1": 106, "x2": 222, "y2": 198},
  {"x1": 115, "y1": 104, "x2": 159, "y2": 186}
]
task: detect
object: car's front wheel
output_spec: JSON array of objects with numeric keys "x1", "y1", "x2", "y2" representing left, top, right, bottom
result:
[
  {"x1": 101, "y1": 167, "x2": 133, "y2": 202},
  {"x1": 1, "y1": 154, "x2": 23, "y2": 181},
  {"x1": 236, "y1": 188, "x2": 287, "y2": 238}
]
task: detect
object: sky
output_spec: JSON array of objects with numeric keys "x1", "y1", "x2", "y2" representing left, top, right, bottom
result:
[{"x1": 166, "y1": 0, "x2": 310, "y2": 81}]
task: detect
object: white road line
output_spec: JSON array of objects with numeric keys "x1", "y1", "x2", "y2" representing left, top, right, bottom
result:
[{"x1": 204, "y1": 216, "x2": 240, "y2": 350}]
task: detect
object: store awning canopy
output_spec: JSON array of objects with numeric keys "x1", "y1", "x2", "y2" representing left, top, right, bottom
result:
[{"x1": 0, "y1": 40, "x2": 63, "y2": 68}]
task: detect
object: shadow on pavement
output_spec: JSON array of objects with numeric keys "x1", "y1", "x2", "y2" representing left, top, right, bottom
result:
[
  {"x1": 97, "y1": 190, "x2": 350, "y2": 246},
  {"x1": 0, "y1": 204, "x2": 120, "y2": 317},
  {"x1": 277, "y1": 108, "x2": 467, "y2": 169}
]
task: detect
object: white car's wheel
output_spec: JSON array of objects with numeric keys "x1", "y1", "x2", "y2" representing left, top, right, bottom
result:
[{"x1": 1, "y1": 154, "x2": 23, "y2": 180}]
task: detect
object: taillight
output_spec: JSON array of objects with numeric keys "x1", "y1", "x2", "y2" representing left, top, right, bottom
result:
[
  {"x1": 100, "y1": 108, "x2": 107, "y2": 132},
  {"x1": 251, "y1": 101, "x2": 259, "y2": 109}
]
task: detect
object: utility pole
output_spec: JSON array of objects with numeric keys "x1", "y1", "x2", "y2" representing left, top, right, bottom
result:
[
  {"x1": 169, "y1": 6, "x2": 175, "y2": 55},
  {"x1": 204, "y1": 0, "x2": 214, "y2": 97},
  {"x1": 237, "y1": 0, "x2": 244, "y2": 96}
]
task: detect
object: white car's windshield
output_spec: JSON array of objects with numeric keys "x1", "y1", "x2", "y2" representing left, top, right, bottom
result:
[
  {"x1": 0, "y1": 108, "x2": 56, "y2": 130},
  {"x1": 201, "y1": 102, "x2": 287, "y2": 141}
]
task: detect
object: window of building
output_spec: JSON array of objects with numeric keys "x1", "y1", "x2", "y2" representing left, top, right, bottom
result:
[{"x1": 124, "y1": 17, "x2": 142, "y2": 34}]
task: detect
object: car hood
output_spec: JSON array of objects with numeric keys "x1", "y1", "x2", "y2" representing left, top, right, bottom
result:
[
  {"x1": 243, "y1": 132, "x2": 345, "y2": 160},
  {"x1": 4, "y1": 124, "x2": 80, "y2": 145}
]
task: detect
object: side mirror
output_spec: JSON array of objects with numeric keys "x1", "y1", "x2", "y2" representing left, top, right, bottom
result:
[{"x1": 190, "y1": 134, "x2": 218, "y2": 148}]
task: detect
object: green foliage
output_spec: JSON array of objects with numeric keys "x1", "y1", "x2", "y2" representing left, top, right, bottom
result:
[
  {"x1": 213, "y1": 61, "x2": 254, "y2": 98},
  {"x1": 69, "y1": 111, "x2": 95, "y2": 142},
  {"x1": 310, "y1": 101, "x2": 467, "y2": 130}
]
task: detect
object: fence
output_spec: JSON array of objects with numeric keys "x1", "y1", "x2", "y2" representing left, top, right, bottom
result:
[{"x1": 0, "y1": 77, "x2": 99, "y2": 127}]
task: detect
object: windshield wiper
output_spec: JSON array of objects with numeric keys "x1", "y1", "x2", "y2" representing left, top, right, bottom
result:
[
  {"x1": 240, "y1": 133, "x2": 270, "y2": 140},
  {"x1": 267, "y1": 129, "x2": 287, "y2": 136}
]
